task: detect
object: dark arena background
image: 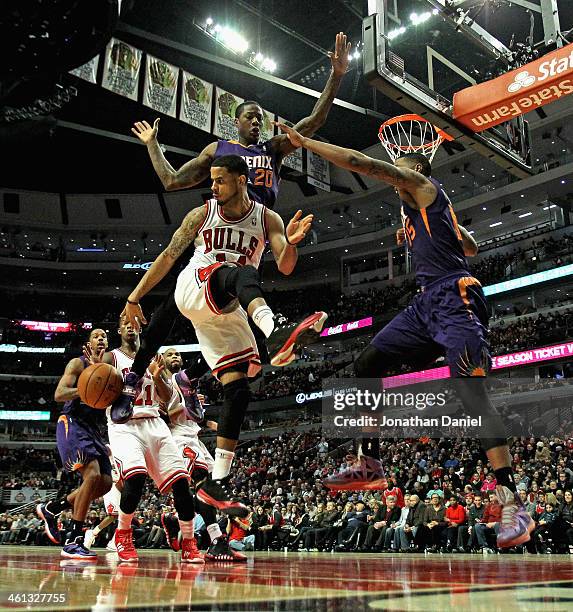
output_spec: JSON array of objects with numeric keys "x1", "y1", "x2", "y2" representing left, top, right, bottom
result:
[{"x1": 1, "y1": 0, "x2": 573, "y2": 610}]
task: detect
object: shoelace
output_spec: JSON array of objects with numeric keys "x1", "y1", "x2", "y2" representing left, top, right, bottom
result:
[{"x1": 500, "y1": 503, "x2": 518, "y2": 528}]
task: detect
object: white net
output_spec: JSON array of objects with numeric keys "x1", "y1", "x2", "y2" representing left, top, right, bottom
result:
[{"x1": 378, "y1": 115, "x2": 450, "y2": 163}]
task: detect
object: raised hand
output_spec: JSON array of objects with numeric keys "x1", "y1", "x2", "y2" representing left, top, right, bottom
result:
[
  {"x1": 286, "y1": 210, "x2": 314, "y2": 245},
  {"x1": 83, "y1": 344, "x2": 104, "y2": 365},
  {"x1": 148, "y1": 354, "x2": 165, "y2": 379},
  {"x1": 274, "y1": 121, "x2": 305, "y2": 148},
  {"x1": 329, "y1": 32, "x2": 351, "y2": 77},
  {"x1": 131, "y1": 118, "x2": 160, "y2": 145},
  {"x1": 121, "y1": 301, "x2": 147, "y2": 334},
  {"x1": 396, "y1": 227, "x2": 406, "y2": 246}
]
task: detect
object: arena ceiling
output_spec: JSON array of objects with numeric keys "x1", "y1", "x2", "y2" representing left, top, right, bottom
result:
[{"x1": 2, "y1": 0, "x2": 573, "y2": 196}]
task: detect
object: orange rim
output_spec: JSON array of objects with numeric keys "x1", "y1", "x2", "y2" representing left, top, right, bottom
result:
[{"x1": 378, "y1": 113, "x2": 454, "y2": 148}]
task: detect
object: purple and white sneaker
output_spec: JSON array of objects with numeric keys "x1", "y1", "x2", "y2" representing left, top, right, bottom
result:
[
  {"x1": 37, "y1": 503, "x2": 61, "y2": 544},
  {"x1": 174, "y1": 370, "x2": 203, "y2": 421},
  {"x1": 61, "y1": 538, "x2": 97, "y2": 561},
  {"x1": 496, "y1": 485, "x2": 535, "y2": 548},
  {"x1": 110, "y1": 371, "x2": 141, "y2": 424}
]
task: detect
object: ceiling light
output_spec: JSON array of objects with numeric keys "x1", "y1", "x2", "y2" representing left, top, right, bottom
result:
[
  {"x1": 206, "y1": 17, "x2": 213, "y2": 26},
  {"x1": 388, "y1": 27, "x2": 406, "y2": 40},
  {"x1": 490, "y1": 222, "x2": 502, "y2": 227},
  {"x1": 518, "y1": 212, "x2": 532, "y2": 218}
]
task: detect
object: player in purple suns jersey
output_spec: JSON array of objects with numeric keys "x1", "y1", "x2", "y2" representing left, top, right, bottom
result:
[
  {"x1": 276, "y1": 122, "x2": 534, "y2": 550},
  {"x1": 121, "y1": 33, "x2": 351, "y2": 421},
  {"x1": 36, "y1": 328, "x2": 113, "y2": 561},
  {"x1": 132, "y1": 32, "x2": 350, "y2": 209}
]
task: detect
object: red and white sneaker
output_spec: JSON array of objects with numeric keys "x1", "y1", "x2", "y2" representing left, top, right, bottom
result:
[
  {"x1": 268, "y1": 312, "x2": 328, "y2": 367},
  {"x1": 323, "y1": 455, "x2": 388, "y2": 491},
  {"x1": 197, "y1": 476, "x2": 249, "y2": 518},
  {"x1": 181, "y1": 538, "x2": 205, "y2": 564},
  {"x1": 161, "y1": 512, "x2": 181, "y2": 552},
  {"x1": 114, "y1": 529, "x2": 138, "y2": 563}
]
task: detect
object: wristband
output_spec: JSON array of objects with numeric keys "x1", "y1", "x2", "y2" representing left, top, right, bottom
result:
[
  {"x1": 285, "y1": 233, "x2": 296, "y2": 246},
  {"x1": 127, "y1": 299, "x2": 139, "y2": 305}
]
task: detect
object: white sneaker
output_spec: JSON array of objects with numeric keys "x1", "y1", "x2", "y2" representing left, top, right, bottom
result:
[
  {"x1": 84, "y1": 529, "x2": 96, "y2": 550},
  {"x1": 106, "y1": 532, "x2": 117, "y2": 552}
]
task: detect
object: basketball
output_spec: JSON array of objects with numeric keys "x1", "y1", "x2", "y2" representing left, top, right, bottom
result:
[{"x1": 78, "y1": 363, "x2": 123, "y2": 409}]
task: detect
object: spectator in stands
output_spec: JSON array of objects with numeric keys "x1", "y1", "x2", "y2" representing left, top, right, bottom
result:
[
  {"x1": 444, "y1": 496, "x2": 466, "y2": 551},
  {"x1": 361, "y1": 495, "x2": 401, "y2": 552},
  {"x1": 227, "y1": 515, "x2": 255, "y2": 552},
  {"x1": 480, "y1": 472, "x2": 497, "y2": 493},
  {"x1": 395, "y1": 495, "x2": 425, "y2": 552},
  {"x1": 528, "y1": 502, "x2": 558, "y2": 553},
  {"x1": 474, "y1": 493, "x2": 502, "y2": 553},
  {"x1": 457, "y1": 493, "x2": 484, "y2": 552},
  {"x1": 335, "y1": 502, "x2": 368, "y2": 551},
  {"x1": 422, "y1": 494, "x2": 447, "y2": 553}
]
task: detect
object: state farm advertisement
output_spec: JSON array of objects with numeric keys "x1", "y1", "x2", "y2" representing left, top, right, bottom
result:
[
  {"x1": 320, "y1": 317, "x2": 373, "y2": 337},
  {"x1": 453, "y1": 42, "x2": 573, "y2": 131}
]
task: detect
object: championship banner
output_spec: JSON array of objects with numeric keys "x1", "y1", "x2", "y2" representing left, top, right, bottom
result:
[
  {"x1": 213, "y1": 88, "x2": 244, "y2": 140},
  {"x1": 143, "y1": 54, "x2": 179, "y2": 118},
  {"x1": 307, "y1": 150, "x2": 331, "y2": 192},
  {"x1": 179, "y1": 71, "x2": 213, "y2": 132},
  {"x1": 69, "y1": 55, "x2": 99, "y2": 84},
  {"x1": 259, "y1": 108, "x2": 275, "y2": 143},
  {"x1": 102, "y1": 38, "x2": 142, "y2": 101},
  {"x1": 8, "y1": 489, "x2": 53, "y2": 506},
  {"x1": 278, "y1": 116, "x2": 303, "y2": 172},
  {"x1": 453, "y1": 42, "x2": 573, "y2": 131}
]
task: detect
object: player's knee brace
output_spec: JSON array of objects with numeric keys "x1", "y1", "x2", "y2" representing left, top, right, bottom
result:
[
  {"x1": 120, "y1": 474, "x2": 146, "y2": 514},
  {"x1": 354, "y1": 345, "x2": 393, "y2": 378},
  {"x1": 229, "y1": 265, "x2": 263, "y2": 310},
  {"x1": 217, "y1": 378, "x2": 250, "y2": 441},
  {"x1": 171, "y1": 477, "x2": 195, "y2": 522}
]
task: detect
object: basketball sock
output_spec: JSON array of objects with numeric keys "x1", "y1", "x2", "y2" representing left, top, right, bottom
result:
[
  {"x1": 179, "y1": 519, "x2": 194, "y2": 540},
  {"x1": 207, "y1": 523, "x2": 223, "y2": 542},
  {"x1": 67, "y1": 520, "x2": 84, "y2": 544},
  {"x1": 46, "y1": 497, "x2": 72, "y2": 516},
  {"x1": 118, "y1": 511, "x2": 134, "y2": 531},
  {"x1": 252, "y1": 305, "x2": 275, "y2": 338},
  {"x1": 212, "y1": 448, "x2": 235, "y2": 480},
  {"x1": 494, "y1": 467, "x2": 517, "y2": 493}
]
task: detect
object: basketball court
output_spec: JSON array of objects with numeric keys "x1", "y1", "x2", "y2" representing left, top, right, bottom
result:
[{"x1": 1, "y1": 547, "x2": 572, "y2": 610}]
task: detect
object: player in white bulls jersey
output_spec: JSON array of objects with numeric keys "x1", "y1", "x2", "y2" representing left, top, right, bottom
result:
[
  {"x1": 160, "y1": 347, "x2": 247, "y2": 561},
  {"x1": 122, "y1": 154, "x2": 327, "y2": 516}
]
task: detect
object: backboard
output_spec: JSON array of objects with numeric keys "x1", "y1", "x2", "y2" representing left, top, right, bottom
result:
[{"x1": 363, "y1": 0, "x2": 546, "y2": 177}]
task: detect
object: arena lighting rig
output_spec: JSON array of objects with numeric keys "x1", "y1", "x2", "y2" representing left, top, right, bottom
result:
[{"x1": 193, "y1": 17, "x2": 277, "y2": 73}]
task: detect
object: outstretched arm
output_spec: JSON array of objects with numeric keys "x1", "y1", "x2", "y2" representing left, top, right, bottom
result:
[
  {"x1": 122, "y1": 205, "x2": 207, "y2": 330},
  {"x1": 270, "y1": 32, "x2": 350, "y2": 160},
  {"x1": 459, "y1": 225, "x2": 478, "y2": 257},
  {"x1": 132, "y1": 119, "x2": 217, "y2": 191},
  {"x1": 277, "y1": 122, "x2": 430, "y2": 191},
  {"x1": 266, "y1": 209, "x2": 313, "y2": 275}
]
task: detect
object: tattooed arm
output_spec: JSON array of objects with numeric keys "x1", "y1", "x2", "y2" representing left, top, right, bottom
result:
[
  {"x1": 131, "y1": 119, "x2": 217, "y2": 191},
  {"x1": 275, "y1": 123, "x2": 437, "y2": 209},
  {"x1": 122, "y1": 206, "x2": 207, "y2": 331}
]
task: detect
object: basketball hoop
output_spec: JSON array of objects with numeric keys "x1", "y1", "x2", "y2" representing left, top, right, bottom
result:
[{"x1": 378, "y1": 114, "x2": 454, "y2": 163}]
